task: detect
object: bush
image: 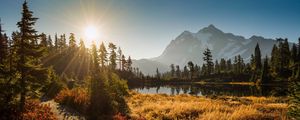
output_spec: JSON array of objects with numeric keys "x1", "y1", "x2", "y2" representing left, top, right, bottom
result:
[
  {"x1": 42, "y1": 68, "x2": 66, "y2": 99},
  {"x1": 55, "y1": 88, "x2": 89, "y2": 114},
  {"x1": 22, "y1": 99, "x2": 57, "y2": 120}
]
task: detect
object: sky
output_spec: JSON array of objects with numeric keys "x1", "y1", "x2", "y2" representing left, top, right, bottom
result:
[{"x1": 0, "y1": 0, "x2": 300, "y2": 59}]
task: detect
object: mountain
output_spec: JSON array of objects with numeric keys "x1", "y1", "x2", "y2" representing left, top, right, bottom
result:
[{"x1": 133, "y1": 24, "x2": 283, "y2": 75}]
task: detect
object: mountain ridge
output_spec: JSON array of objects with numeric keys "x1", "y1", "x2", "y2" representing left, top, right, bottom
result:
[{"x1": 133, "y1": 24, "x2": 289, "y2": 75}]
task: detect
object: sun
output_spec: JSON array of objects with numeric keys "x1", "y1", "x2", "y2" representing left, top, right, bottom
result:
[
  {"x1": 84, "y1": 25, "x2": 100, "y2": 40},
  {"x1": 83, "y1": 25, "x2": 102, "y2": 47}
]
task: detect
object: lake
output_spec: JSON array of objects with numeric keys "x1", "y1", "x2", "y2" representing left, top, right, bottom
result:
[{"x1": 129, "y1": 83, "x2": 288, "y2": 97}]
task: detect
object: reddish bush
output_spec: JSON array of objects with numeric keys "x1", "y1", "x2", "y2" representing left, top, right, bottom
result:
[
  {"x1": 22, "y1": 99, "x2": 57, "y2": 120},
  {"x1": 55, "y1": 88, "x2": 89, "y2": 113},
  {"x1": 113, "y1": 113, "x2": 127, "y2": 120}
]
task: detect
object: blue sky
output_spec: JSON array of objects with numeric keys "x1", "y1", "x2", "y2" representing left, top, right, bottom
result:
[{"x1": 0, "y1": 0, "x2": 300, "y2": 59}]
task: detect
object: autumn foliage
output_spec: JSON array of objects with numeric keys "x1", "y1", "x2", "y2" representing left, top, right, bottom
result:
[
  {"x1": 22, "y1": 99, "x2": 57, "y2": 120},
  {"x1": 54, "y1": 88, "x2": 89, "y2": 114}
]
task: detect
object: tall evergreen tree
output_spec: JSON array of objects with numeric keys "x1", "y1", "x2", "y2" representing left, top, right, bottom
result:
[
  {"x1": 291, "y1": 43, "x2": 298, "y2": 64},
  {"x1": 99, "y1": 42, "x2": 108, "y2": 67},
  {"x1": 108, "y1": 43, "x2": 117, "y2": 70},
  {"x1": 261, "y1": 56, "x2": 270, "y2": 83},
  {"x1": 126, "y1": 56, "x2": 132, "y2": 72},
  {"x1": 156, "y1": 68, "x2": 160, "y2": 80},
  {"x1": 170, "y1": 64, "x2": 175, "y2": 77},
  {"x1": 254, "y1": 43, "x2": 262, "y2": 70},
  {"x1": 47, "y1": 35, "x2": 53, "y2": 49},
  {"x1": 203, "y1": 48, "x2": 213, "y2": 75},
  {"x1": 68, "y1": 33, "x2": 76, "y2": 48},
  {"x1": 0, "y1": 20, "x2": 8, "y2": 64},
  {"x1": 54, "y1": 33, "x2": 58, "y2": 49},
  {"x1": 16, "y1": 1, "x2": 48, "y2": 112},
  {"x1": 91, "y1": 42, "x2": 99, "y2": 70},
  {"x1": 183, "y1": 65, "x2": 189, "y2": 79},
  {"x1": 175, "y1": 65, "x2": 181, "y2": 78},
  {"x1": 121, "y1": 55, "x2": 126, "y2": 71},
  {"x1": 187, "y1": 61, "x2": 194, "y2": 79},
  {"x1": 117, "y1": 47, "x2": 122, "y2": 70}
]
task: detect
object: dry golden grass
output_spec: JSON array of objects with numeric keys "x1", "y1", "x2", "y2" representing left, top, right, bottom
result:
[{"x1": 126, "y1": 91, "x2": 288, "y2": 120}]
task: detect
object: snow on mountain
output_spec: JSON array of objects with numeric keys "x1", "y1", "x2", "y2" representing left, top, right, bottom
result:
[{"x1": 133, "y1": 24, "x2": 285, "y2": 75}]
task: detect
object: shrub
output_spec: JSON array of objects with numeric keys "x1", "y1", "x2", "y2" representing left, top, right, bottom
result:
[
  {"x1": 22, "y1": 99, "x2": 57, "y2": 120},
  {"x1": 55, "y1": 88, "x2": 89, "y2": 114}
]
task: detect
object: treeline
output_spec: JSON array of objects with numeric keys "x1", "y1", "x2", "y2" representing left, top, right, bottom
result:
[
  {"x1": 0, "y1": 1, "x2": 134, "y2": 119},
  {"x1": 156, "y1": 39, "x2": 300, "y2": 84}
]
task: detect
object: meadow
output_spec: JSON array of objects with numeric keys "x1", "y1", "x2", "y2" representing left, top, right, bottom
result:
[{"x1": 126, "y1": 91, "x2": 288, "y2": 120}]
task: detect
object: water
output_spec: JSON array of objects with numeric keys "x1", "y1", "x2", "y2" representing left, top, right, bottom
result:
[{"x1": 129, "y1": 83, "x2": 288, "y2": 97}]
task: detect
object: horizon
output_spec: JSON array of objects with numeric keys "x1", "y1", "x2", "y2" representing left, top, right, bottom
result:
[{"x1": 0, "y1": 0, "x2": 300, "y2": 59}]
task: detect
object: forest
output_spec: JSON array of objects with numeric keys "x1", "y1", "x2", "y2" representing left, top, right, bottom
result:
[{"x1": 0, "y1": 1, "x2": 300, "y2": 120}]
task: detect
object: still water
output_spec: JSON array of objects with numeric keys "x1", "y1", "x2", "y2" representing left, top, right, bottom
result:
[{"x1": 129, "y1": 84, "x2": 288, "y2": 97}]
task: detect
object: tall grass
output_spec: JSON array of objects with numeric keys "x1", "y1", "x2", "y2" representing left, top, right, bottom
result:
[{"x1": 127, "y1": 92, "x2": 288, "y2": 120}]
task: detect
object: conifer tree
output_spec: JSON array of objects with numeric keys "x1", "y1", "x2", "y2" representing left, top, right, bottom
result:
[
  {"x1": 183, "y1": 66, "x2": 189, "y2": 79},
  {"x1": 170, "y1": 64, "x2": 175, "y2": 77},
  {"x1": 99, "y1": 42, "x2": 108, "y2": 67},
  {"x1": 291, "y1": 43, "x2": 297, "y2": 64},
  {"x1": 176, "y1": 65, "x2": 181, "y2": 78},
  {"x1": 117, "y1": 47, "x2": 122, "y2": 70},
  {"x1": 121, "y1": 55, "x2": 126, "y2": 71},
  {"x1": 54, "y1": 33, "x2": 58, "y2": 49},
  {"x1": 188, "y1": 61, "x2": 194, "y2": 79},
  {"x1": 16, "y1": 1, "x2": 48, "y2": 112},
  {"x1": 47, "y1": 35, "x2": 53, "y2": 49},
  {"x1": 68, "y1": 33, "x2": 76, "y2": 48},
  {"x1": 261, "y1": 56, "x2": 270, "y2": 83},
  {"x1": 254, "y1": 43, "x2": 262, "y2": 70},
  {"x1": 156, "y1": 68, "x2": 161, "y2": 80},
  {"x1": 126, "y1": 56, "x2": 132, "y2": 72},
  {"x1": 79, "y1": 39, "x2": 85, "y2": 52},
  {"x1": 108, "y1": 43, "x2": 117, "y2": 70},
  {"x1": 39, "y1": 33, "x2": 48, "y2": 47},
  {"x1": 91, "y1": 42, "x2": 99, "y2": 70},
  {"x1": 0, "y1": 21, "x2": 8, "y2": 65},
  {"x1": 203, "y1": 48, "x2": 213, "y2": 74}
]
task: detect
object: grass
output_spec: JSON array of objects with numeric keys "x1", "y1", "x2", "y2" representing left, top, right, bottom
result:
[{"x1": 126, "y1": 91, "x2": 288, "y2": 120}]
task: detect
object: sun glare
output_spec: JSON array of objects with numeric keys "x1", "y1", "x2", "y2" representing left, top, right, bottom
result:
[
  {"x1": 83, "y1": 25, "x2": 102, "y2": 47},
  {"x1": 85, "y1": 25, "x2": 99, "y2": 40}
]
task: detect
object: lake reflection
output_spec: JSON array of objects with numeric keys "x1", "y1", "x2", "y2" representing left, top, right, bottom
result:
[{"x1": 130, "y1": 84, "x2": 288, "y2": 97}]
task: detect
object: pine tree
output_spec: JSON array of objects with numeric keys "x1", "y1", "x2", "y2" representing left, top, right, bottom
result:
[
  {"x1": 117, "y1": 47, "x2": 122, "y2": 70},
  {"x1": 203, "y1": 48, "x2": 213, "y2": 75},
  {"x1": 121, "y1": 55, "x2": 126, "y2": 71},
  {"x1": 291, "y1": 43, "x2": 298, "y2": 64},
  {"x1": 170, "y1": 64, "x2": 175, "y2": 77},
  {"x1": 261, "y1": 56, "x2": 270, "y2": 83},
  {"x1": 47, "y1": 35, "x2": 53, "y2": 49},
  {"x1": 183, "y1": 65, "x2": 189, "y2": 79},
  {"x1": 175, "y1": 65, "x2": 181, "y2": 78},
  {"x1": 220, "y1": 58, "x2": 226, "y2": 72},
  {"x1": 79, "y1": 39, "x2": 85, "y2": 52},
  {"x1": 254, "y1": 43, "x2": 262, "y2": 70},
  {"x1": 227, "y1": 59, "x2": 232, "y2": 72},
  {"x1": 156, "y1": 68, "x2": 161, "y2": 80},
  {"x1": 99, "y1": 42, "x2": 108, "y2": 67},
  {"x1": 215, "y1": 60, "x2": 220, "y2": 74},
  {"x1": 39, "y1": 33, "x2": 48, "y2": 48},
  {"x1": 188, "y1": 61, "x2": 194, "y2": 79},
  {"x1": 108, "y1": 43, "x2": 117, "y2": 70},
  {"x1": 54, "y1": 33, "x2": 58, "y2": 50},
  {"x1": 126, "y1": 56, "x2": 132, "y2": 72},
  {"x1": 0, "y1": 20, "x2": 8, "y2": 65},
  {"x1": 16, "y1": 1, "x2": 48, "y2": 112},
  {"x1": 91, "y1": 42, "x2": 99, "y2": 70},
  {"x1": 68, "y1": 33, "x2": 76, "y2": 48},
  {"x1": 270, "y1": 44, "x2": 279, "y2": 75}
]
